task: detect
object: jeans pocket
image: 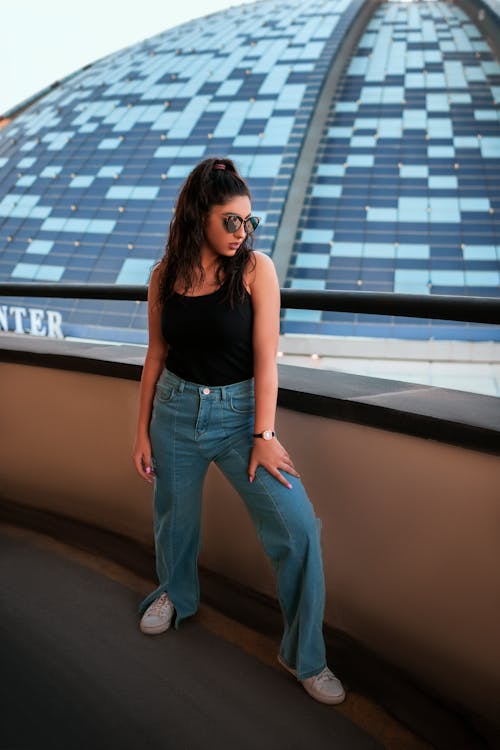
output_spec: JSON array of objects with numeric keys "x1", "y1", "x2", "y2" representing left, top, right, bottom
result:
[
  {"x1": 155, "y1": 383, "x2": 176, "y2": 403},
  {"x1": 229, "y1": 394, "x2": 254, "y2": 414}
]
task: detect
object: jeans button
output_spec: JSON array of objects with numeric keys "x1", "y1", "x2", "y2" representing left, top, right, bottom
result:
[{"x1": 202, "y1": 387, "x2": 210, "y2": 395}]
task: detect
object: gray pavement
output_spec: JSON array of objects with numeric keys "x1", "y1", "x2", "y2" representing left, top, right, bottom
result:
[{"x1": 0, "y1": 530, "x2": 381, "y2": 750}]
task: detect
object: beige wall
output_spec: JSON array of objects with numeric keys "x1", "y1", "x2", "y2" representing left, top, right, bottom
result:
[{"x1": 1, "y1": 361, "x2": 499, "y2": 723}]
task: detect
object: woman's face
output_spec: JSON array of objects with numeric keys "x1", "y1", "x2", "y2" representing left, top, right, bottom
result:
[{"x1": 202, "y1": 195, "x2": 252, "y2": 262}]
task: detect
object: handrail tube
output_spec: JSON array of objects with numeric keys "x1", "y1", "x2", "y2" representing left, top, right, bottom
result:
[
  {"x1": 0, "y1": 283, "x2": 499, "y2": 324},
  {"x1": 284, "y1": 289, "x2": 500, "y2": 324}
]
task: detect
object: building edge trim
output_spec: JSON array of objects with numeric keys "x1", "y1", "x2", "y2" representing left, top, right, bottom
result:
[
  {"x1": 456, "y1": 0, "x2": 500, "y2": 60},
  {"x1": 272, "y1": 0, "x2": 383, "y2": 284}
]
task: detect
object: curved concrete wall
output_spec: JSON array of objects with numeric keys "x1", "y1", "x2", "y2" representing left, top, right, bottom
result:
[{"x1": 1, "y1": 361, "x2": 499, "y2": 725}]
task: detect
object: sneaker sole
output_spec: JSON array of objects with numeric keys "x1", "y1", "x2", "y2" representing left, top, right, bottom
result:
[
  {"x1": 277, "y1": 654, "x2": 346, "y2": 705},
  {"x1": 139, "y1": 619, "x2": 172, "y2": 635}
]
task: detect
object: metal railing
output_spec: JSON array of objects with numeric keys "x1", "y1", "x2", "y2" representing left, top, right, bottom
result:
[{"x1": 0, "y1": 282, "x2": 499, "y2": 325}]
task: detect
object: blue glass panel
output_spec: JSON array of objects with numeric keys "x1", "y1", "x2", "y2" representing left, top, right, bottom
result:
[
  {"x1": 11, "y1": 262, "x2": 65, "y2": 281},
  {"x1": 428, "y1": 198, "x2": 460, "y2": 222},
  {"x1": 462, "y1": 245, "x2": 497, "y2": 260},
  {"x1": 11, "y1": 262, "x2": 39, "y2": 279},
  {"x1": 16, "y1": 175, "x2": 37, "y2": 187},
  {"x1": 285, "y1": 309, "x2": 322, "y2": 322},
  {"x1": 295, "y1": 253, "x2": 330, "y2": 269},
  {"x1": 347, "y1": 155, "x2": 374, "y2": 167},
  {"x1": 331, "y1": 242, "x2": 362, "y2": 257},
  {"x1": 97, "y1": 166, "x2": 123, "y2": 177},
  {"x1": 301, "y1": 229, "x2": 334, "y2": 244},
  {"x1": 312, "y1": 184, "x2": 342, "y2": 198},
  {"x1": 116, "y1": 258, "x2": 155, "y2": 284},
  {"x1": 98, "y1": 138, "x2": 122, "y2": 150},
  {"x1": 428, "y1": 145, "x2": 455, "y2": 158},
  {"x1": 290, "y1": 279, "x2": 326, "y2": 290},
  {"x1": 480, "y1": 138, "x2": 500, "y2": 157},
  {"x1": 428, "y1": 176, "x2": 458, "y2": 189},
  {"x1": 367, "y1": 207, "x2": 398, "y2": 222},
  {"x1": 248, "y1": 154, "x2": 283, "y2": 178},
  {"x1": 39, "y1": 166, "x2": 62, "y2": 178},
  {"x1": 363, "y1": 243, "x2": 395, "y2": 258},
  {"x1": 431, "y1": 270, "x2": 465, "y2": 285},
  {"x1": 70, "y1": 176, "x2": 95, "y2": 188},
  {"x1": 400, "y1": 165, "x2": 428, "y2": 178},
  {"x1": 465, "y1": 271, "x2": 500, "y2": 285},
  {"x1": 25, "y1": 240, "x2": 54, "y2": 255},
  {"x1": 459, "y1": 198, "x2": 491, "y2": 212}
]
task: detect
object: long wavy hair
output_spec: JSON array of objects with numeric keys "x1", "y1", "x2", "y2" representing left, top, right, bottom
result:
[{"x1": 156, "y1": 157, "x2": 256, "y2": 307}]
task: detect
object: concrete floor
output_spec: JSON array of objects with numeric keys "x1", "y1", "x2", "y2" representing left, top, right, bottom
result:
[
  {"x1": 1, "y1": 520, "x2": 495, "y2": 750},
  {"x1": 0, "y1": 527, "x2": 383, "y2": 750}
]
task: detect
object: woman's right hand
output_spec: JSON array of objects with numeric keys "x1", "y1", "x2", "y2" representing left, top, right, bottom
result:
[{"x1": 133, "y1": 434, "x2": 155, "y2": 483}]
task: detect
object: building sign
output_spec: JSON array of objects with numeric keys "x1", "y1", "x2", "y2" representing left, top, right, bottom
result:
[{"x1": 0, "y1": 305, "x2": 64, "y2": 338}]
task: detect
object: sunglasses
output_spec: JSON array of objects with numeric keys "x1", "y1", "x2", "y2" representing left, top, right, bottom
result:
[{"x1": 223, "y1": 214, "x2": 260, "y2": 234}]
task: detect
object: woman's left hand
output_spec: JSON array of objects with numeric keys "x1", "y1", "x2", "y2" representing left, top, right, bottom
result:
[{"x1": 248, "y1": 438, "x2": 300, "y2": 488}]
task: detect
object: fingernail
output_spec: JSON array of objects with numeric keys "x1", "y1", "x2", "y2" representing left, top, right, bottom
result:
[
  {"x1": 249, "y1": 476, "x2": 254, "y2": 483},
  {"x1": 287, "y1": 483, "x2": 292, "y2": 489},
  {"x1": 145, "y1": 467, "x2": 151, "y2": 475}
]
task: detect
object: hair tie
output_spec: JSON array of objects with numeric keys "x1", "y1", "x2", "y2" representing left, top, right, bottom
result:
[{"x1": 213, "y1": 163, "x2": 226, "y2": 171}]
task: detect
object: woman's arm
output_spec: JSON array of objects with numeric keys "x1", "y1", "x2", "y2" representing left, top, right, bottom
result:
[
  {"x1": 247, "y1": 252, "x2": 299, "y2": 488},
  {"x1": 132, "y1": 266, "x2": 168, "y2": 483}
]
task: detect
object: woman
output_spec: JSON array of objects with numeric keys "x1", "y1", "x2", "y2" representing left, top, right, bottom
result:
[{"x1": 132, "y1": 157, "x2": 345, "y2": 705}]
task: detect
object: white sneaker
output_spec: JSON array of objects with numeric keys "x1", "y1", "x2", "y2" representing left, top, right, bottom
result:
[
  {"x1": 140, "y1": 592, "x2": 174, "y2": 635},
  {"x1": 278, "y1": 654, "x2": 346, "y2": 705}
]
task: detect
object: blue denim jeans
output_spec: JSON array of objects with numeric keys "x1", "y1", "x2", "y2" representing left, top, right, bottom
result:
[{"x1": 139, "y1": 368, "x2": 327, "y2": 679}]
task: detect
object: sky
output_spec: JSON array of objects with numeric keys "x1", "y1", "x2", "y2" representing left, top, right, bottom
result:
[{"x1": 0, "y1": 0, "x2": 256, "y2": 115}]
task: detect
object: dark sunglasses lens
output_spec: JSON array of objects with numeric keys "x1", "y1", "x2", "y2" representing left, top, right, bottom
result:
[
  {"x1": 225, "y1": 215, "x2": 242, "y2": 233},
  {"x1": 245, "y1": 216, "x2": 260, "y2": 234}
]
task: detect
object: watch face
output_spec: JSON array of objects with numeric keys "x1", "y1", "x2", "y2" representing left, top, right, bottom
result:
[{"x1": 263, "y1": 430, "x2": 273, "y2": 440}]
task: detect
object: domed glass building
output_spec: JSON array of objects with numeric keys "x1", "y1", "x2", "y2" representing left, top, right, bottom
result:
[{"x1": 0, "y1": 0, "x2": 499, "y2": 345}]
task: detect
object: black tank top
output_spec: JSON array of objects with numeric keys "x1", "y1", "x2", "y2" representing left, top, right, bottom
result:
[{"x1": 162, "y1": 284, "x2": 254, "y2": 385}]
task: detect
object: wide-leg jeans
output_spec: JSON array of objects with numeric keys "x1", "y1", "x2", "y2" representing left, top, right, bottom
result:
[{"x1": 139, "y1": 368, "x2": 327, "y2": 680}]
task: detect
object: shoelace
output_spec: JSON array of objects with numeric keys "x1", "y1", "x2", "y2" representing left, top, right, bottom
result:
[
  {"x1": 147, "y1": 593, "x2": 170, "y2": 614},
  {"x1": 312, "y1": 667, "x2": 338, "y2": 686}
]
